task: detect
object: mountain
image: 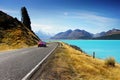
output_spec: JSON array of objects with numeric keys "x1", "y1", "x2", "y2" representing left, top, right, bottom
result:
[
  {"x1": 94, "y1": 29, "x2": 120, "y2": 39},
  {"x1": 0, "y1": 11, "x2": 40, "y2": 50},
  {"x1": 51, "y1": 28, "x2": 120, "y2": 39},
  {"x1": 105, "y1": 28, "x2": 120, "y2": 35},
  {"x1": 51, "y1": 29, "x2": 72, "y2": 39},
  {"x1": 35, "y1": 30, "x2": 51, "y2": 40},
  {"x1": 51, "y1": 29, "x2": 93, "y2": 39}
]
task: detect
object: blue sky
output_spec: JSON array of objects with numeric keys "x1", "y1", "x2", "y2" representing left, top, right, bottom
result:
[{"x1": 0, "y1": 0, "x2": 120, "y2": 35}]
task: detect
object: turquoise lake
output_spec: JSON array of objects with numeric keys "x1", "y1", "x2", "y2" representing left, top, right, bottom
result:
[{"x1": 60, "y1": 40, "x2": 120, "y2": 63}]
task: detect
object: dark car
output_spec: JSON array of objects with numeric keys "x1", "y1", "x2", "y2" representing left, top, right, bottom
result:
[{"x1": 38, "y1": 41, "x2": 46, "y2": 47}]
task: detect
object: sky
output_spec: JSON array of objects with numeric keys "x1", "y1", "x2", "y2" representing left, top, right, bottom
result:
[{"x1": 0, "y1": 0, "x2": 120, "y2": 35}]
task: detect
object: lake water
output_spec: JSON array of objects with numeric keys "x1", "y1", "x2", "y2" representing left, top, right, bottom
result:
[{"x1": 60, "y1": 40, "x2": 120, "y2": 63}]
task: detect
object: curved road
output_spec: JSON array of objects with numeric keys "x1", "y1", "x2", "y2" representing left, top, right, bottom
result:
[{"x1": 0, "y1": 42, "x2": 58, "y2": 80}]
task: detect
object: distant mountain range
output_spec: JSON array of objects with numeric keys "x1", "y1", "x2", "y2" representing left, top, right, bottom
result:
[
  {"x1": 51, "y1": 29, "x2": 92, "y2": 39},
  {"x1": 51, "y1": 29, "x2": 120, "y2": 40}
]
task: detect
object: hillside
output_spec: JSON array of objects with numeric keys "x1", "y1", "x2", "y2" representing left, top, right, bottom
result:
[
  {"x1": 39, "y1": 43, "x2": 120, "y2": 80},
  {"x1": 51, "y1": 29, "x2": 93, "y2": 39},
  {"x1": 0, "y1": 11, "x2": 40, "y2": 51}
]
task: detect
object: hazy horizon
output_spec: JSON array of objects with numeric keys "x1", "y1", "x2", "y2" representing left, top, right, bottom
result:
[{"x1": 1, "y1": 0, "x2": 120, "y2": 35}]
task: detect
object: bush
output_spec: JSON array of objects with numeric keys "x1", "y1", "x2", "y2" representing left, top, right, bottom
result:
[{"x1": 105, "y1": 57, "x2": 115, "y2": 67}]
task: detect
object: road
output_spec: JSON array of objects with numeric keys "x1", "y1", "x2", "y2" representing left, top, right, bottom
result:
[{"x1": 0, "y1": 42, "x2": 58, "y2": 80}]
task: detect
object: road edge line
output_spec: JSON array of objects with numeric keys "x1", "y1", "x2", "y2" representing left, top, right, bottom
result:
[{"x1": 22, "y1": 42, "x2": 59, "y2": 80}]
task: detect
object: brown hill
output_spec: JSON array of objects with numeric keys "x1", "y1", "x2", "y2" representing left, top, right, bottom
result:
[{"x1": 0, "y1": 11, "x2": 40, "y2": 51}]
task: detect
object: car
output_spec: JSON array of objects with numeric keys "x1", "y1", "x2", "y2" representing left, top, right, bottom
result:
[{"x1": 38, "y1": 41, "x2": 46, "y2": 47}]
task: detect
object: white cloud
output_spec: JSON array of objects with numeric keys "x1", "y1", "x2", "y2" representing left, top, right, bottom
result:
[
  {"x1": 62, "y1": 11, "x2": 120, "y2": 33},
  {"x1": 79, "y1": 13, "x2": 117, "y2": 25},
  {"x1": 31, "y1": 24, "x2": 69, "y2": 35},
  {"x1": 67, "y1": 12, "x2": 118, "y2": 26},
  {"x1": 31, "y1": 11, "x2": 120, "y2": 35}
]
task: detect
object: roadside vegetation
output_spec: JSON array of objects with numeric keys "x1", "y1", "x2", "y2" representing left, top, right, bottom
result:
[{"x1": 39, "y1": 42, "x2": 120, "y2": 80}]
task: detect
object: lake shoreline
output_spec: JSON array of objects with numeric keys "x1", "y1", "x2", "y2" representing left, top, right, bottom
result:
[
  {"x1": 60, "y1": 40, "x2": 120, "y2": 63},
  {"x1": 39, "y1": 42, "x2": 120, "y2": 80}
]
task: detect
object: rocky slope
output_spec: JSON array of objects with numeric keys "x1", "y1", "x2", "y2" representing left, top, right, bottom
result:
[{"x1": 0, "y1": 11, "x2": 40, "y2": 50}]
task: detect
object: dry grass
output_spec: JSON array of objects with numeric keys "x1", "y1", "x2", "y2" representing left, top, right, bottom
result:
[
  {"x1": 0, "y1": 27, "x2": 39, "y2": 51},
  {"x1": 105, "y1": 57, "x2": 115, "y2": 67},
  {"x1": 39, "y1": 43, "x2": 120, "y2": 80},
  {"x1": 0, "y1": 11, "x2": 40, "y2": 51}
]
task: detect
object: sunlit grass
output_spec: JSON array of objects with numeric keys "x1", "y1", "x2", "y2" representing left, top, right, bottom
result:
[
  {"x1": 0, "y1": 27, "x2": 38, "y2": 51},
  {"x1": 40, "y1": 42, "x2": 120, "y2": 80},
  {"x1": 105, "y1": 57, "x2": 115, "y2": 67}
]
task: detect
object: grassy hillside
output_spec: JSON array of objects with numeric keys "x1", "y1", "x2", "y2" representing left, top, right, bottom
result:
[
  {"x1": 39, "y1": 43, "x2": 120, "y2": 80},
  {"x1": 0, "y1": 11, "x2": 40, "y2": 51}
]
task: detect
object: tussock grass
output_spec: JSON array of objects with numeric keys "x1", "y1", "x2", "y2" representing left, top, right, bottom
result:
[
  {"x1": 39, "y1": 43, "x2": 120, "y2": 80},
  {"x1": 105, "y1": 57, "x2": 115, "y2": 67}
]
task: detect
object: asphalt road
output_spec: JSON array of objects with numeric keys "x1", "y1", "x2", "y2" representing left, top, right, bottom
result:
[{"x1": 0, "y1": 42, "x2": 58, "y2": 80}]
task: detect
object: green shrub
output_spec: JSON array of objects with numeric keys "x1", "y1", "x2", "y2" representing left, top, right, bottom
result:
[{"x1": 105, "y1": 57, "x2": 115, "y2": 67}]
